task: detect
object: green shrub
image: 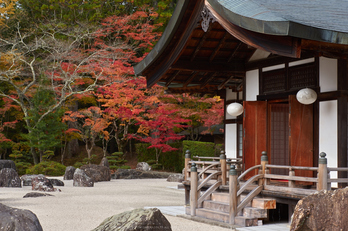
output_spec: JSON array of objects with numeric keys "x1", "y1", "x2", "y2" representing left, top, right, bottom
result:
[
  {"x1": 136, "y1": 142, "x2": 182, "y2": 172},
  {"x1": 26, "y1": 161, "x2": 66, "y2": 176},
  {"x1": 106, "y1": 152, "x2": 128, "y2": 170}
]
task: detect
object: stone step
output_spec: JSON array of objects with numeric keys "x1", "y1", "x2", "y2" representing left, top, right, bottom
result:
[
  {"x1": 203, "y1": 200, "x2": 229, "y2": 213},
  {"x1": 196, "y1": 208, "x2": 258, "y2": 227},
  {"x1": 243, "y1": 207, "x2": 268, "y2": 218}
]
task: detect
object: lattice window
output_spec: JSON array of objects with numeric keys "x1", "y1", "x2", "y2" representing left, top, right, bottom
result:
[
  {"x1": 289, "y1": 64, "x2": 317, "y2": 90},
  {"x1": 262, "y1": 69, "x2": 286, "y2": 94}
]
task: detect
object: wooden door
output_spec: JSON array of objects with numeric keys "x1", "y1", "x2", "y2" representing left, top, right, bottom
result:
[
  {"x1": 243, "y1": 101, "x2": 267, "y2": 177},
  {"x1": 289, "y1": 95, "x2": 314, "y2": 178}
]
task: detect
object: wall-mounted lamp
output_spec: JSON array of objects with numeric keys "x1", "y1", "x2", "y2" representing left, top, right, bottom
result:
[
  {"x1": 227, "y1": 102, "x2": 244, "y2": 116},
  {"x1": 296, "y1": 88, "x2": 317, "y2": 105}
]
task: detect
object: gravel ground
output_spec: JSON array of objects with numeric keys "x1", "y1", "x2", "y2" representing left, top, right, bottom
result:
[{"x1": 0, "y1": 177, "x2": 233, "y2": 231}]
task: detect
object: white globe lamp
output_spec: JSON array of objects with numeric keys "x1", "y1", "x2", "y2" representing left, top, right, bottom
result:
[
  {"x1": 227, "y1": 102, "x2": 244, "y2": 116},
  {"x1": 296, "y1": 88, "x2": 317, "y2": 105}
]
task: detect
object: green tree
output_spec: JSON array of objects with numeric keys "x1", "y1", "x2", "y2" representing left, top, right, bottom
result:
[{"x1": 21, "y1": 89, "x2": 67, "y2": 162}]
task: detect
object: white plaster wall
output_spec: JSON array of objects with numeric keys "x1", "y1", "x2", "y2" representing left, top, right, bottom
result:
[
  {"x1": 319, "y1": 100, "x2": 338, "y2": 187},
  {"x1": 320, "y1": 57, "x2": 337, "y2": 92},
  {"x1": 225, "y1": 124, "x2": 237, "y2": 158},
  {"x1": 245, "y1": 70, "x2": 259, "y2": 101}
]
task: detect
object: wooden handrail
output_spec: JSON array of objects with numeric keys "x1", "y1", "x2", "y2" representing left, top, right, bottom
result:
[
  {"x1": 266, "y1": 164, "x2": 318, "y2": 171},
  {"x1": 198, "y1": 171, "x2": 222, "y2": 191},
  {"x1": 237, "y1": 185, "x2": 263, "y2": 214},
  {"x1": 264, "y1": 173, "x2": 318, "y2": 183},
  {"x1": 237, "y1": 174, "x2": 264, "y2": 197},
  {"x1": 198, "y1": 162, "x2": 220, "y2": 178},
  {"x1": 197, "y1": 180, "x2": 222, "y2": 205},
  {"x1": 238, "y1": 165, "x2": 261, "y2": 181}
]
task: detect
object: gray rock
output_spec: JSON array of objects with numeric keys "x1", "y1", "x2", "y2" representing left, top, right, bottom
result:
[
  {"x1": 0, "y1": 168, "x2": 21, "y2": 187},
  {"x1": 23, "y1": 192, "x2": 54, "y2": 198},
  {"x1": 73, "y1": 168, "x2": 94, "y2": 187},
  {"x1": 80, "y1": 164, "x2": 110, "y2": 182},
  {"x1": 166, "y1": 174, "x2": 184, "y2": 182},
  {"x1": 32, "y1": 176, "x2": 58, "y2": 192},
  {"x1": 111, "y1": 169, "x2": 172, "y2": 179},
  {"x1": 49, "y1": 178, "x2": 64, "y2": 186},
  {"x1": 92, "y1": 208, "x2": 171, "y2": 231},
  {"x1": 136, "y1": 162, "x2": 151, "y2": 171},
  {"x1": 100, "y1": 157, "x2": 109, "y2": 167},
  {"x1": 0, "y1": 160, "x2": 16, "y2": 171},
  {"x1": 290, "y1": 187, "x2": 348, "y2": 231},
  {"x1": 63, "y1": 166, "x2": 76, "y2": 180},
  {"x1": 21, "y1": 174, "x2": 45, "y2": 186},
  {"x1": 0, "y1": 203, "x2": 43, "y2": 231}
]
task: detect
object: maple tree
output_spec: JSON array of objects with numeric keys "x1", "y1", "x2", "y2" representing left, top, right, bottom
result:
[
  {"x1": 131, "y1": 105, "x2": 188, "y2": 164},
  {"x1": 0, "y1": 0, "x2": 16, "y2": 26},
  {"x1": 97, "y1": 77, "x2": 164, "y2": 153},
  {"x1": 63, "y1": 106, "x2": 109, "y2": 160},
  {"x1": 0, "y1": 8, "x2": 162, "y2": 163},
  {"x1": 161, "y1": 93, "x2": 224, "y2": 140}
]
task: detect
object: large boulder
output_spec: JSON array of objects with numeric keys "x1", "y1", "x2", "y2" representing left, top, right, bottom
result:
[
  {"x1": 111, "y1": 169, "x2": 172, "y2": 179},
  {"x1": 291, "y1": 187, "x2": 348, "y2": 231},
  {"x1": 32, "y1": 175, "x2": 58, "y2": 192},
  {"x1": 92, "y1": 208, "x2": 171, "y2": 231},
  {"x1": 136, "y1": 162, "x2": 151, "y2": 171},
  {"x1": 63, "y1": 166, "x2": 76, "y2": 180},
  {"x1": 73, "y1": 168, "x2": 94, "y2": 187},
  {"x1": 21, "y1": 174, "x2": 45, "y2": 186},
  {"x1": 49, "y1": 178, "x2": 64, "y2": 186},
  {"x1": 0, "y1": 168, "x2": 21, "y2": 187},
  {"x1": 80, "y1": 164, "x2": 110, "y2": 182},
  {"x1": 166, "y1": 174, "x2": 184, "y2": 182},
  {"x1": 0, "y1": 203, "x2": 43, "y2": 231},
  {"x1": 0, "y1": 160, "x2": 16, "y2": 171},
  {"x1": 24, "y1": 192, "x2": 54, "y2": 198}
]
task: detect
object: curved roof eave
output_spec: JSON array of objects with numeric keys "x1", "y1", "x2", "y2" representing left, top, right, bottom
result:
[
  {"x1": 207, "y1": 0, "x2": 348, "y2": 45},
  {"x1": 134, "y1": 0, "x2": 190, "y2": 76}
]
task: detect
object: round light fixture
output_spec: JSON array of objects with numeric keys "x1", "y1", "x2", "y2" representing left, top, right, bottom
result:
[
  {"x1": 227, "y1": 102, "x2": 244, "y2": 116},
  {"x1": 296, "y1": 88, "x2": 317, "y2": 105}
]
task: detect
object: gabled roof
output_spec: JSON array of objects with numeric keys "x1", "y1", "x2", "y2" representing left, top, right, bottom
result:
[{"x1": 134, "y1": 0, "x2": 348, "y2": 94}]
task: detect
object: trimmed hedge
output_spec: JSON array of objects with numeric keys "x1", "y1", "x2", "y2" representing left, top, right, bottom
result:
[
  {"x1": 136, "y1": 142, "x2": 183, "y2": 172},
  {"x1": 136, "y1": 140, "x2": 223, "y2": 173}
]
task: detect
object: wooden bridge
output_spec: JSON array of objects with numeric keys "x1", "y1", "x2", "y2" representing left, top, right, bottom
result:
[{"x1": 182, "y1": 151, "x2": 348, "y2": 227}]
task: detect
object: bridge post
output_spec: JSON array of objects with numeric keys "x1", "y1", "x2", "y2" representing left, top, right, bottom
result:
[
  {"x1": 288, "y1": 168, "x2": 295, "y2": 188},
  {"x1": 184, "y1": 150, "x2": 191, "y2": 181},
  {"x1": 259, "y1": 151, "x2": 268, "y2": 186},
  {"x1": 190, "y1": 163, "x2": 198, "y2": 216},
  {"x1": 317, "y1": 152, "x2": 328, "y2": 191},
  {"x1": 229, "y1": 165, "x2": 238, "y2": 225},
  {"x1": 220, "y1": 150, "x2": 227, "y2": 185}
]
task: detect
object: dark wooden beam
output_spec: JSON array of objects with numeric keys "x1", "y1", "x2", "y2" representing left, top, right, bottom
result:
[
  {"x1": 209, "y1": 32, "x2": 228, "y2": 62},
  {"x1": 190, "y1": 25, "x2": 213, "y2": 61},
  {"x1": 201, "y1": 72, "x2": 216, "y2": 88},
  {"x1": 183, "y1": 71, "x2": 200, "y2": 87},
  {"x1": 227, "y1": 42, "x2": 243, "y2": 62},
  {"x1": 218, "y1": 76, "x2": 235, "y2": 90},
  {"x1": 171, "y1": 60, "x2": 245, "y2": 73},
  {"x1": 165, "y1": 70, "x2": 180, "y2": 87}
]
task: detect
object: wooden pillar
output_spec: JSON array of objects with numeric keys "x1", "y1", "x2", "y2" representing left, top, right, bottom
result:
[
  {"x1": 190, "y1": 163, "x2": 198, "y2": 216},
  {"x1": 317, "y1": 152, "x2": 328, "y2": 191},
  {"x1": 184, "y1": 150, "x2": 191, "y2": 181},
  {"x1": 220, "y1": 150, "x2": 227, "y2": 185},
  {"x1": 229, "y1": 165, "x2": 238, "y2": 225}
]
